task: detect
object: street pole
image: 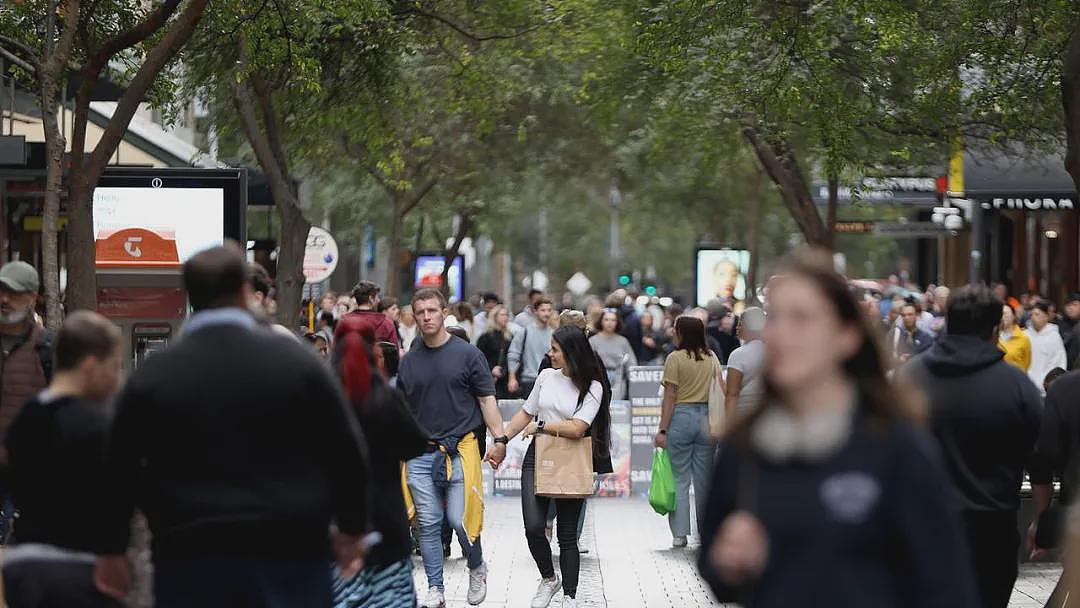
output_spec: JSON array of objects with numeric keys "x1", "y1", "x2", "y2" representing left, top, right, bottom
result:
[
  {"x1": 969, "y1": 200, "x2": 983, "y2": 285},
  {"x1": 609, "y1": 183, "x2": 621, "y2": 289}
]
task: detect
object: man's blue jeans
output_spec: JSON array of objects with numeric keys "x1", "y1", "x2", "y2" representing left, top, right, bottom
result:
[{"x1": 407, "y1": 451, "x2": 483, "y2": 590}]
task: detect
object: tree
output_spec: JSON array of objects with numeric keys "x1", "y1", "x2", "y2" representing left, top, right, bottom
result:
[
  {"x1": 634, "y1": 0, "x2": 973, "y2": 249},
  {"x1": 183, "y1": 0, "x2": 394, "y2": 327},
  {"x1": 1, "y1": 0, "x2": 209, "y2": 316}
]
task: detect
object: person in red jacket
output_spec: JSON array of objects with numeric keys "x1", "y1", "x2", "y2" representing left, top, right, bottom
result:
[{"x1": 345, "y1": 281, "x2": 401, "y2": 349}]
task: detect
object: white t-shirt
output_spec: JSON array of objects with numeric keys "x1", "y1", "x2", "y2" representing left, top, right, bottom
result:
[
  {"x1": 727, "y1": 340, "x2": 765, "y2": 407},
  {"x1": 522, "y1": 368, "x2": 602, "y2": 426}
]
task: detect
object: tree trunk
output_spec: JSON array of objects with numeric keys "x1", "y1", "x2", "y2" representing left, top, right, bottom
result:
[
  {"x1": 826, "y1": 173, "x2": 839, "y2": 251},
  {"x1": 37, "y1": 0, "x2": 78, "y2": 329},
  {"x1": 440, "y1": 213, "x2": 472, "y2": 300},
  {"x1": 1063, "y1": 19, "x2": 1080, "y2": 195},
  {"x1": 64, "y1": 0, "x2": 209, "y2": 311},
  {"x1": 746, "y1": 167, "x2": 763, "y2": 306},
  {"x1": 741, "y1": 123, "x2": 829, "y2": 247},
  {"x1": 276, "y1": 205, "x2": 310, "y2": 331},
  {"x1": 228, "y1": 63, "x2": 310, "y2": 329},
  {"x1": 386, "y1": 193, "x2": 405, "y2": 297}
]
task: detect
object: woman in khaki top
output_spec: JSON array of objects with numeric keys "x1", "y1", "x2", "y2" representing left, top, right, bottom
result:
[{"x1": 654, "y1": 315, "x2": 719, "y2": 547}]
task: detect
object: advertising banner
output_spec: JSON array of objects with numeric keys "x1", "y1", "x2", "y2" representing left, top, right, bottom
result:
[
  {"x1": 695, "y1": 248, "x2": 751, "y2": 308},
  {"x1": 414, "y1": 255, "x2": 464, "y2": 303},
  {"x1": 93, "y1": 187, "x2": 226, "y2": 266},
  {"x1": 595, "y1": 400, "x2": 631, "y2": 497},
  {"x1": 629, "y1": 366, "x2": 665, "y2": 495}
]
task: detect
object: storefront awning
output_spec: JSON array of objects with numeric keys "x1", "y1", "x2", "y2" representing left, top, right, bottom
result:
[{"x1": 959, "y1": 146, "x2": 1076, "y2": 209}]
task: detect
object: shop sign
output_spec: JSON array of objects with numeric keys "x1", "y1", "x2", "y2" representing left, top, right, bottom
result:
[{"x1": 983, "y1": 198, "x2": 1075, "y2": 211}]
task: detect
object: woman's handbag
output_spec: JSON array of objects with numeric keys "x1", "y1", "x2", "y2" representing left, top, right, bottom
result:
[
  {"x1": 707, "y1": 353, "x2": 727, "y2": 438},
  {"x1": 534, "y1": 433, "x2": 595, "y2": 498}
]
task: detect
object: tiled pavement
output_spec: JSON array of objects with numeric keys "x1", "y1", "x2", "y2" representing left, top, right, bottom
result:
[{"x1": 418, "y1": 496, "x2": 1062, "y2": 608}]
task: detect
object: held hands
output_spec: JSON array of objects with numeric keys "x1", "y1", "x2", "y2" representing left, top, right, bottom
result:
[
  {"x1": 485, "y1": 443, "x2": 506, "y2": 470},
  {"x1": 710, "y1": 511, "x2": 769, "y2": 587},
  {"x1": 523, "y1": 422, "x2": 541, "y2": 437}
]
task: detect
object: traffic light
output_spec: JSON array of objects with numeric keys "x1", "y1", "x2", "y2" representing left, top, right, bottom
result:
[
  {"x1": 618, "y1": 274, "x2": 632, "y2": 286},
  {"x1": 644, "y1": 285, "x2": 657, "y2": 296}
]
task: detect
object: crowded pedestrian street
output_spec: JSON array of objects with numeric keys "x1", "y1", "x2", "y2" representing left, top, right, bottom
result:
[
  {"x1": 428, "y1": 497, "x2": 1062, "y2": 608},
  {"x1": 8, "y1": 2, "x2": 1080, "y2": 608}
]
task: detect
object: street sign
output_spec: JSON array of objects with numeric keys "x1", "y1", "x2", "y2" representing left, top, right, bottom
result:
[
  {"x1": 834, "y1": 221, "x2": 947, "y2": 238},
  {"x1": 566, "y1": 272, "x2": 592, "y2": 296},
  {"x1": 304, "y1": 226, "x2": 338, "y2": 284}
]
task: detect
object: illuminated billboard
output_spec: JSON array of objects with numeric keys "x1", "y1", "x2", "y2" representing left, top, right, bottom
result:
[
  {"x1": 93, "y1": 187, "x2": 225, "y2": 267},
  {"x1": 695, "y1": 248, "x2": 751, "y2": 307},
  {"x1": 414, "y1": 254, "x2": 464, "y2": 303}
]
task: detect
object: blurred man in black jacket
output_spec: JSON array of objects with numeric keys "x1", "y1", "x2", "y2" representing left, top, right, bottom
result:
[
  {"x1": 901, "y1": 285, "x2": 1042, "y2": 608},
  {"x1": 97, "y1": 244, "x2": 371, "y2": 608}
]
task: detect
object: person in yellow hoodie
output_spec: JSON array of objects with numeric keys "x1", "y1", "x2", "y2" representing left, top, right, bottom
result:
[{"x1": 998, "y1": 303, "x2": 1031, "y2": 372}]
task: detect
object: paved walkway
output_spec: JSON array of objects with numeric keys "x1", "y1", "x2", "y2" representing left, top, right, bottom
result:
[{"x1": 416, "y1": 496, "x2": 1061, "y2": 608}]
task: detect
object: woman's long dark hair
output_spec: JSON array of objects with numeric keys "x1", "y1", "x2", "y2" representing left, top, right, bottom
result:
[
  {"x1": 730, "y1": 248, "x2": 920, "y2": 440},
  {"x1": 674, "y1": 316, "x2": 709, "y2": 361},
  {"x1": 552, "y1": 325, "x2": 611, "y2": 447}
]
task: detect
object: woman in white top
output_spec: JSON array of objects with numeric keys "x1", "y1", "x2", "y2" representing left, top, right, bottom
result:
[{"x1": 503, "y1": 326, "x2": 612, "y2": 608}]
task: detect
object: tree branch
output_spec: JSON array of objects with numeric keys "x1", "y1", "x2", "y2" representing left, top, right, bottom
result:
[
  {"x1": 393, "y1": 6, "x2": 545, "y2": 41},
  {"x1": 81, "y1": 0, "x2": 209, "y2": 186},
  {"x1": 404, "y1": 175, "x2": 439, "y2": 214},
  {"x1": 251, "y1": 69, "x2": 291, "y2": 193}
]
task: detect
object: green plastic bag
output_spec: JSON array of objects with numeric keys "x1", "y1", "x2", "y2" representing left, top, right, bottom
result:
[{"x1": 649, "y1": 448, "x2": 676, "y2": 515}]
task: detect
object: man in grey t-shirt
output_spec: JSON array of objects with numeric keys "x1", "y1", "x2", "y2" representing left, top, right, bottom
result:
[
  {"x1": 508, "y1": 297, "x2": 554, "y2": 397},
  {"x1": 725, "y1": 307, "x2": 766, "y2": 413}
]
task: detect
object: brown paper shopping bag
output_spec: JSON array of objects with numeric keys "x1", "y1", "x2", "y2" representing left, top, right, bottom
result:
[{"x1": 534, "y1": 434, "x2": 595, "y2": 498}]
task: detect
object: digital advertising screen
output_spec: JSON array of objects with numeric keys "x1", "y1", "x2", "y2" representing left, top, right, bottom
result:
[
  {"x1": 93, "y1": 187, "x2": 225, "y2": 268},
  {"x1": 695, "y1": 248, "x2": 751, "y2": 307},
  {"x1": 414, "y1": 254, "x2": 464, "y2": 303}
]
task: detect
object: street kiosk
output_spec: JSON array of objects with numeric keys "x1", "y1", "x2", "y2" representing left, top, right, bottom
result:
[{"x1": 93, "y1": 167, "x2": 246, "y2": 369}]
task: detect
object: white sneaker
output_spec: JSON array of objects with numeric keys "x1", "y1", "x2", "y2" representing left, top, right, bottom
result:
[
  {"x1": 531, "y1": 576, "x2": 561, "y2": 608},
  {"x1": 562, "y1": 595, "x2": 578, "y2": 608},
  {"x1": 468, "y1": 562, "x2": 488, "y2": 605},
  {"x1": 422, "y1": 586, "x2": 445, "y2": 608}
]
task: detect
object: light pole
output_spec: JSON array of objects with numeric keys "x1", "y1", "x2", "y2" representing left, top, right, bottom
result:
[{"x1": 609, "y1": 182, "x2": 622, "y2": 290}]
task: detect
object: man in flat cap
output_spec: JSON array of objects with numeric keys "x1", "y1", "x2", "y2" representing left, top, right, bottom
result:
[{"x1": 0, "y1": 260, "x2": 54, "y2": 538}]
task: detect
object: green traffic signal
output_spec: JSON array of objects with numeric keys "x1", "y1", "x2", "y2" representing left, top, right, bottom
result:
[
  {"x1": 644, "y1": 285, "x2": 657, "y2": 296},
  {"x1": 618, "y1": 274, "x2": 632, "y2": 286}
]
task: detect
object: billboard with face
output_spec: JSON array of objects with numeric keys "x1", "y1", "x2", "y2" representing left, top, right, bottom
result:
[{"x1": 695, "y1": 248, "x2": 751, "y2": 307}]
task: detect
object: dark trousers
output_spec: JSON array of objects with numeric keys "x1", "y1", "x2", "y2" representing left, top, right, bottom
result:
[
  {"x1": 4, "y1": 560, "x2": 123, "y2": 608},
  {"x1": 962, "y1": 510, "x2": 1019, "y2": 608},
  {"x1": 154, "y1": 555, "x2": 332, "y2": 608},
  {"x1": 521, "y1": 445, "x2": 585, "y2": 599}
]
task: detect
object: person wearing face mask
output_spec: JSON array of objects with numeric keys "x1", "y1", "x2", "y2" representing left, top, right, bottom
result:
[
  {"x1": 699, "y1": 250, "x2": 977, "y2": 607},
  {"x1": 0, "y1": 261, "x2": 54, "y2": 541}
]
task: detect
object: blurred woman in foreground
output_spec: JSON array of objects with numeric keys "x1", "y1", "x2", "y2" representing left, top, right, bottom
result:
[{"x1": 698, "y1": 249, "x2": 976, "y2": 607}]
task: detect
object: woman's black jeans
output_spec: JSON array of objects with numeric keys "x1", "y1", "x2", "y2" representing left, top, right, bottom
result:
[{"x1": 521, "y1": 442, "x2": 585, "y2": 598}]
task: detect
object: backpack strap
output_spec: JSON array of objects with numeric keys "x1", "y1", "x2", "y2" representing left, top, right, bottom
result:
[{"x1": 35, "y1": 328, "x2": 55, "y2": 383}]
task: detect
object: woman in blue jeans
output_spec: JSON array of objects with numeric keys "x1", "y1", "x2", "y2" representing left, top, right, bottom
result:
[{"x1": 654, "y1": 315, "x2": 720, "y2": 547}]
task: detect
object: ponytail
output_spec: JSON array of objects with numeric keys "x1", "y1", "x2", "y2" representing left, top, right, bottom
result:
[{"x1": 338, "y1": 330, "x2": 372, "y2": 406}]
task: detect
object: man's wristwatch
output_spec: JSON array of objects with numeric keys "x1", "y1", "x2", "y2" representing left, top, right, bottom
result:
[
  {"x1": 537, "y1": 420, "x2": 546, "y2": 433},
  {"x1": 494, "y1": 436, "x2": 510, "y2": 445}
]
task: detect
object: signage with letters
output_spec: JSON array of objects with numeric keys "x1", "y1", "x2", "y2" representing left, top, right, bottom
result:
[
  {"x1": 981, "y1": 198, "x2": 1076, "y2": 211},
  {"x1": 629, "y1": 366, "x2": 664, "y2": 493}
]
